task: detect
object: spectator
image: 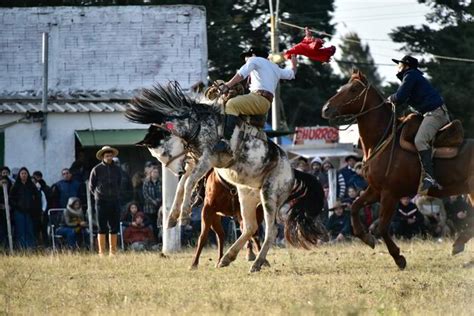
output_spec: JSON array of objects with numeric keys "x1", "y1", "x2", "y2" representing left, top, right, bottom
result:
[
  {"x1": 1, "y1": 166, "x2": 15, "y2": 183},
  {"x1": 339, "y1": 155, "x2": 358, "y2": 186},
  {"x1": 322, "y1": 159, "x2": 346, "y2": 198},
  {"x1": 56, "y1": 197, "x2": 88, "y2": 249},
  {"x1": 89, "y1": 146, "x2": 122, "y2": 256},
  {"x1": 32, "y1": 171, "x2": 52, "y2": 243},
  {"x1": 293, "y1": 157, "x2": 309, "y2": 173},
  {"x1": 444, "y1": 195, "x2": 473, "y2": 235},
  {"x1": 142, "y1": 166, "x2": 162, "y2": 237},
  {"x1": 309, "y1": 157, "x2": 327, "y2": 186},
  {"x1": 69, "y1": 151, "x2": 89, "y2": 183},
  {"x1": 347, "y1": 162, "x2": 368, "y2": 191},
  {"x1": 391, "y1": 197, "x2": 424, "y2": 239},
  {"x1": 9, "y1": 167, "x2": 41, "y2": 249},
  {"x1": 117, "y1": 160, "x2": 134, "y2": 209},
  {"x1": 326, "y1": 200, "x2": 351, "y2": 242},
  {"x1": 123, "y1": 212, "x2": 155, "y2": 251},
  {"x1": 121, "y1": 202, "x2": 151, "y2": 228},
  {"x1": 342, "y1": 186, "x2": 359, "y2": 206},
  {"x1": 0, "y1": 169, "x2": 13, "y2": 249},
  {"x1": 31, "y1": 176, "x2": 48, "y2": 246},
  {"x1": 51, "y1": 168, "x2": 81, "y2": 209},
  {"x1": 131, "y1": 171, "x2": 145, "y2": 210},
  {"x1": 416, "y1": 195, "x2": 450, "y2": 238}
]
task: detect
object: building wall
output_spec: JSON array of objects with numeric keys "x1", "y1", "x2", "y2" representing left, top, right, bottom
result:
[
  {"x1": 3, "y1": 112, "x2": 145, "y2": 184},
  {"x1": 0, "y1": 5, "x2": 207, "y2": 92}
]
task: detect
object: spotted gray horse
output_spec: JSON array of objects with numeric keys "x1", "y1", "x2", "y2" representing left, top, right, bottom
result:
[{"x1": 126, "y1": 82, "x2": 325, "y2": 272}]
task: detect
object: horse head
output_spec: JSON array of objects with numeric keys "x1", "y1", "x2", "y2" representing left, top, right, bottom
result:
[
  {"x1": 136, "y1": 125, "x2": 188, "y2": 176},
  {"x1": 322, "y1": 69, "x2": 371, "y2": 120}
]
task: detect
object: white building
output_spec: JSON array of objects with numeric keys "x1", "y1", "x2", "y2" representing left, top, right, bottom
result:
[{"x1": 0, "y1": 5, "x2": 207, "y2": 183}]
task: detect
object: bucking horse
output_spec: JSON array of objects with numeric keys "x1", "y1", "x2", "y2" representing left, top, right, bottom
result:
[{"x1": 126, "y1": 82, "x2": 326, "y2": 272}]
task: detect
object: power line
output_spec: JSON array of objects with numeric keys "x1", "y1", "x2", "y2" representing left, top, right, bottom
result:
[{"x1": 280, "y1": 20, "x2": 474, "y2": 63}]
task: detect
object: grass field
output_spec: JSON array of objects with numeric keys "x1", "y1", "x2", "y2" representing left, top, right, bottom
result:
[{"x1": 0, "y1": 240, "x2": 472, "y2": 315}]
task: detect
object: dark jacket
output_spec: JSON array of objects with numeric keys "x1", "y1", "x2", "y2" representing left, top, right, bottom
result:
[
  {"x1": 390, "y1": 68, "x2": 444, "y2": 114},
  {"x1": 9, "y1": 180, "x2": 41, "y2": 216},
  {"x1": 53, "y1": 179, "x2": 81, "y2": 208},
  {"x1": 393, "y1": 202, "x2": 424, "y2": 224},
  {"x1": 326, "y1": 211, "x2": 351, "y2": 238},
  {"x1": 89, "y1": 162, "x2": 122, "y2": 201}
]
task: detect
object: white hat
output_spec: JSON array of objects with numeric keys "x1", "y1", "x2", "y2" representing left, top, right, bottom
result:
[{"x1": 310, "y1": 157, "x2": 323, "y2": 165}]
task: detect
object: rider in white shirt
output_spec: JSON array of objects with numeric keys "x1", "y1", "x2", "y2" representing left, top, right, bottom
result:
[{"x1": 214, "y1": 47, "x2": 297, "y2": 154}]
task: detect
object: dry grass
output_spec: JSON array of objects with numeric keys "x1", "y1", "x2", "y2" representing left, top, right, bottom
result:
[{"x1": 0, "y1": 240, "x2": 472, "y2": 315}]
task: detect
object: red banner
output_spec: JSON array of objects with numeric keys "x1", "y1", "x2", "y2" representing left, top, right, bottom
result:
[{"x1": 293, "y1": 126, "x2": 339, "y2": 144}]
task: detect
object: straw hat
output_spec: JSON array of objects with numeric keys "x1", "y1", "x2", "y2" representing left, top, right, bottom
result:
[{"x1": 96, "y1": 145, "x2": 119, "y2": 160}]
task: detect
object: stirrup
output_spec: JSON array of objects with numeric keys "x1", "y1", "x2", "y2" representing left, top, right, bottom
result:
[{"x1": 418, "y1": 175, "x2": 442, "y2": 194}]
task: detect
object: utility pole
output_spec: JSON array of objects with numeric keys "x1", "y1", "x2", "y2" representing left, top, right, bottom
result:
[
  {"x1": 41, "y1": 32, "x2": 48, "y2": 140},
  {"x1": 269, "y1": 0, "x2": 282, "y2": 144}
]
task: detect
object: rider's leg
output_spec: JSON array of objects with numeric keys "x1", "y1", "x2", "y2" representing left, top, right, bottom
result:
[
  {"x1": 415, "y1": 107, "x2": 450, "y2": 193},
  {"x1": 213, "y1": 93, "x2": 270, "y2": 154}
]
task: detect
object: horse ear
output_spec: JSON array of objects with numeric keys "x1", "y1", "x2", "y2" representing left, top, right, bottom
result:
[{"x1": 352, "y1": 68, "x2": 359, "y2": 74}]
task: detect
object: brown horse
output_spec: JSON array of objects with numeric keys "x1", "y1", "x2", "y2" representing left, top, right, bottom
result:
[
  {"x1": 190, "y1": 169, "x2": 264, "y2": 269},
  {"x1": 322, "y1": 70, "x2": 474, "y2": 269}
]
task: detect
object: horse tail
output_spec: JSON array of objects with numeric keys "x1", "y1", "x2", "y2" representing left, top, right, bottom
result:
[{"x1": 284, "y1": 169, "x2": 328, "y2": 249}]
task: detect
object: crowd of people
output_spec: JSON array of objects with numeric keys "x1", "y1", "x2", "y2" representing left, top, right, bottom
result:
[
  {"x1": 0, "y1": 146, "x2": 164, "y2": 253},
  {"x1": 0, "y1": 150, "x2": 472, "y2": 253},
  {"x1": 291, "y1": 155, "x2": 473, "y2": 243}
]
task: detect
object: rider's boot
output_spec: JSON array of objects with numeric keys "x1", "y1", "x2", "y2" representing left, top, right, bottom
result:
[
  {"x1": 213, "y1": 114, "x2": 239, "y2": 154},
  {"x1": 417, "y1": 148, "x2": 442, "y2": 194}
]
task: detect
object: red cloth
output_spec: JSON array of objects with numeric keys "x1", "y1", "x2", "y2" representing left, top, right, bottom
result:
[
  {"x1": 284, "y1": 36, "x2": 336, "y2": 63},
  {"x1": 124, "y1": 225, "x2": 154, "y2": 244}
]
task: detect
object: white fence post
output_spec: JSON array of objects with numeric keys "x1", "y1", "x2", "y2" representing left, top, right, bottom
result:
[
  {"x1": 328, "y1": 168, "x2": 337, "y2": 210},
  {"x1": 85, "y1": 180, "x2": 94, "y2": 252},
  {"x1": 2, "y1": 181, "x2": 13, "y2": 254},
  {"x1": 161, "y1": 165, "x2": 181, "y2": 253}
]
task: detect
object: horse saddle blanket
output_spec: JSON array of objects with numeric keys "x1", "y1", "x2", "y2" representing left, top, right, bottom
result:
[{"x1": 399, "y1": 113, "x2": 464, "y2": 158}]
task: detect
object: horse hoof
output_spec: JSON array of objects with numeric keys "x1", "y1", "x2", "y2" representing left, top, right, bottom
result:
[
  {"x1": 189, "y1": 264, "x2": 198, "y2": 270},
  {"x1": 452, "y1": 243, "x2": 465, "y2": 256},
  {"x1": 217, "y1": 257, "x2": 232, "y2": 268},
  {"x1": 395, "y1": 255, "x2": 407, "y2": 270},
  {"x1": 364, "y1": 234, "x2": 376, "y2": 249},
  {"x1": 246, "y1": 252, "x2": 256, "y2": 261},
  {"x1": 262, "y1": 259, "x2": 271, "y2": 267},
  {"x1": 167, "y1": 217, "x2": 178, "y2": 229},
  {"x1": 249, "y1": 263, "x2": 262, "y2": 273}
]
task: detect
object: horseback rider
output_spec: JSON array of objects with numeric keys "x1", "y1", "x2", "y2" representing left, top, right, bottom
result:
[
  {"x1": 389, "y1": 55, "x2": 450, "y2": 193},
  {"x1": 213, "y1": 47, "x2": 298, "y2": 154}
]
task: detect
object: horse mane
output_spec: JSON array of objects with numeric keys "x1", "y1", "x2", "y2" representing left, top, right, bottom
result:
[{"x1": 125, "y1": 81, "x2": 219, "y2": 124}]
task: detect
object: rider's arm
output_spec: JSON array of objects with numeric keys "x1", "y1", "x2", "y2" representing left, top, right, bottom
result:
[
  {"x1": 389, "y1": 71, "x2": 417, "y2": 105},
  {"x1": 225, "y1": 73, "x2": 245, "y2": 89},
  {"x1": 279, "y1": 55, "x2": 297, "y2": 80},
  {"x1": 225, "y1": 57, "x2": 258, "y2": 88}
]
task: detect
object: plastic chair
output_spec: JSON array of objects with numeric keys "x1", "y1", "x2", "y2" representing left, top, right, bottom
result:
[{"x1": 47, "y1": 208, "x2": 66, "y2": 251}]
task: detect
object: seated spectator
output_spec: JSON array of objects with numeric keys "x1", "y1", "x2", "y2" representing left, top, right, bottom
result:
[
  {"x1": 339, "y1": 155, "x2": 358, "y2": 187},
  {"x1": 326, "y1": 200, "x2": 351, "y2": 242},
  {"x1": 342, "y1": 186, "x2": 359, "y2": 206},
  {"x1": 347, "y1": 162, "x2": 368, "y2": 191},
  {"x1": 444, "y1": 195, "x2": 473, "y2": 235},
  {"x1": 416, "y1": 195, "x2": 450, "y2": 238},
  {"x1": 391, "y1": 197, "x2": 424, "y2": 239},
  {"x1": 123, "y1": 212, "x2": 155, "y2": 251},
  {"x1": 56, "y1": 197, "x2": 88, "y2": 249},
  {"x1": 121, "y1": 202, "x2": 150, "y2": 228}
]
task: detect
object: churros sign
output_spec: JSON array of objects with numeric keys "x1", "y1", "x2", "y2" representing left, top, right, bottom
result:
[{"x1": 293, "y1": 126, "x2": 339, "y2": 145}]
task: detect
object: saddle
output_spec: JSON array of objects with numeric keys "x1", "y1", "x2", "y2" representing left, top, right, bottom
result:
[{"x1": 399, "y1": 113, "x2": 464, "y2": 158}]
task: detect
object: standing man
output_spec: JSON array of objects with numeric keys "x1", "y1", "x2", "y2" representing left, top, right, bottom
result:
[
  {"x1": 89, "y1": 146, "x2": 122, "y2": 256},
  {"x1": 213, "y1": 47, "x2": 298, "y2": 154},
  {"x1": 389, "y1": 55, "x2": 450, "y2": 194}
]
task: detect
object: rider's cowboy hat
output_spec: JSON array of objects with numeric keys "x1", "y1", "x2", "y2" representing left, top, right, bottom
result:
[
  {"x1": 392, "y1": 55, "x2": 419, "y2": 68},
  {"x1": 96, "y1": 145, "x2": 119, "y2": 160},
  {"x1": 240, "y1": 47, "x2": 268, "y2": 60}
]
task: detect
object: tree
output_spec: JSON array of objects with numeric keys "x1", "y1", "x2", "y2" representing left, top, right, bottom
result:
[
  {"x1": 337, "y1": 32, "x2": 382, "y2": 89},
  {"x1": 390, "y1": 0, "x2": 474, "y2": 136}
]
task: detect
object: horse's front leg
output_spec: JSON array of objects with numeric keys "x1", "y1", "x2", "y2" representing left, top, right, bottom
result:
[
  {"x1": 167, "y1": 165, "x2": 192, "y2": 229},
  {"x1": 378, "y1": 191, "x2": 407, "y2": 270},
  {"x1": 179, "y1": 157, "x2": 212, "y2": 225},
  {"x1": 218, "y1": 187, "x2": 259, "y2": 268},
  {"x1": 350, "y1": 186, "x2": 380, "y2": 248}
]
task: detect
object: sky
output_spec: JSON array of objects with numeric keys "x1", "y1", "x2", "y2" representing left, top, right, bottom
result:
[{"x1": 331, "y1": 0, "x2": 432, "y2": 83}]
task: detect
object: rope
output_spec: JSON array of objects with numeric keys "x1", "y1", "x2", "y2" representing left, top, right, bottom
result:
[{"x1": 279, "y1": 20, "x2": 474, "y2": 63}]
